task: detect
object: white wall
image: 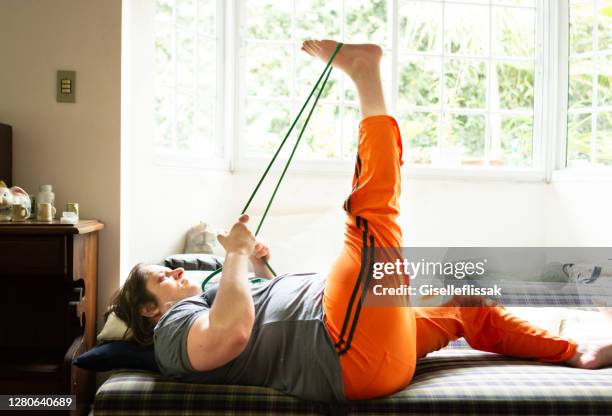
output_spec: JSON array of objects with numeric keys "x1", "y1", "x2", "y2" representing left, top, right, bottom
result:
[
  {"x1": 125, "y1": 160, "x2": 539, "y2": 277},
  {"x1": 545, "y1": 179, "x2": 612, "y2": 246},
  {"x1": 226, "y1": 174, "x2": 549, "y2": 275},
  {"x1": 121, "y1": 0, "x2": 237, "y2": 270},
  {"x1": 0, "y1": 0, "x2": 121, "y2": 331},
  {"x1": 217, "y1": 173, "x2": 611, "y2": 275}
]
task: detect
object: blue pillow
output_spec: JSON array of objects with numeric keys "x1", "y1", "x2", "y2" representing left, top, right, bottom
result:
[{"x1": 73, "y1": 341, "x2": 159, "y2": 372}]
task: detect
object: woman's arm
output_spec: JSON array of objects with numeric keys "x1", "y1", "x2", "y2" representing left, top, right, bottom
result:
[{"x1": 186, "y1": 215, "x2": 256, "y2": 372}]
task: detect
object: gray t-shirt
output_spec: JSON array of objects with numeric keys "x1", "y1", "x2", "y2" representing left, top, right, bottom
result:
[{"x1": 154, "y1": 272, "x2": 345, "y2": 403}]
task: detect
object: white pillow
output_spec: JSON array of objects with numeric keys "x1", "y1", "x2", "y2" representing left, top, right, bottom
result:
[
  {"x1": 505, "y1": 306, "x2": 612, "y2": 341},
  {"x1": 558, "y1": 308, "x2": 612, "y2": 341},
  {"x1": 505, "y1": 307, "x2": 566, "y2": 335},
  {"x1": 97, "y1": 312, "x2": 133, "y2": 342}
]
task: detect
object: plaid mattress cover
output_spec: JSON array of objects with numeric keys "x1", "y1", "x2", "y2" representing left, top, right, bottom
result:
[
  {"x1": 480, "y1": 279, "x2": 611, "y2": 307},
  {"x1": 94, "y1": 348, "x2": 612, "y2": 416}
]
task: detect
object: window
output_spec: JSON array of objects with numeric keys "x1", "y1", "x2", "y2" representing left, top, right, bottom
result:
[
  {"x1": 240, "y1": 0, "x2": 537, "y2": 169},
  {"x1": 149, "y1": 0, "x2": 610, "y2": 177},
  {"x1": 153, "y1": 0, "x2": 222, "y2": 159},
  {"x1": 567, "y1": 0, "x2": 612, "y2": 167},
  {"x1": 398, "y1": 0, "x2": 536, "y2": 168}
]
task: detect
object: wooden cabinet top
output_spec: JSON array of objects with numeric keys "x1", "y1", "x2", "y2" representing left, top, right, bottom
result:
[{"x1": 0, "y1": 219, "x2": 104, "y2": 235}]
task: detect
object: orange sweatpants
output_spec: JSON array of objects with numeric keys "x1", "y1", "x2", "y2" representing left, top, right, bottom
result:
[{"x1": 322, "y1": 115, "x2": 577, "y2": 401}]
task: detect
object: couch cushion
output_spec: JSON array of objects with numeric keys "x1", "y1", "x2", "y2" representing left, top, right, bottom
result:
[{"x1": 94, "y1": 349, "x2": 612, "y2": 415}]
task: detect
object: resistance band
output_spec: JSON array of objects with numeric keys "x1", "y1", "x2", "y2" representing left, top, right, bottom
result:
[{"x1": 201, "y1": 42, "x2": 344, "y2": 290}]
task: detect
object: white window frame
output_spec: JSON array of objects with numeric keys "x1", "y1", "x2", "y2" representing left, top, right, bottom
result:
[
  {"x1": 232, "y1": 0, "x2": 356, "y2": 174},
  {"x1": 231, "y1": 0, "x2": 548, "y2": 181},
  {"x1": 153, "y1": 0, "x2": 229, "y2": 171},
  {"x1": 398, "y1": 0, "x2": 548, "y2": 182}
]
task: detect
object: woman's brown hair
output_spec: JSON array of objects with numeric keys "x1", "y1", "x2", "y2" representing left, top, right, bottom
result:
[{"x1": 104, "y1": 263, "x2": 158, "y2": 346}]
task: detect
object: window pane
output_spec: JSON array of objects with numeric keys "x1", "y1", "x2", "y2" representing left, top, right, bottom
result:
[
  {"x1": 198, "y1": 37, "x2": 216, "y2": 96},
  {"x1": 441, "y1": 113, "x2": 486, "y2": 163},
  {"x1": 155, "y1": 24, "x2": 174, "y2": 86},
  {"x1": 345, "y1": 0, "x2": 388, "y2": 45},
  {"x1": 598, "y1": 0, "x2": 612, "y2": 50},
  {"x1": 295, "y1": 104, "x2": 340, "y2": 160},
  {"x1": 445, "y1": 59, "x2": 487, "y2": 109},
  {"x1": 444, "y1": 4, "x2": 489, "y2": 55},
  {"x1": 569, "y1": 58, "x2": 593, "y2": 108},
  {"x1": 342, "y1": 105, "x2": 360, "y2": 160},
  {"x1": 156, "y1": 0, "x2": 174, "y2": 23},
  {"x1": 295, "y1": 0, "x2": 341, "y2": 40},
  {"x1": 295, "y1": 47, "x2": 341, "y2": 101},
  {"x1": 398, "y1": 1, "x2": 442, "y2": 53},
  {"x1": 569, "y1": 2, "x2": 594, "y2": 55},
  {"x1": 245, "y1": 100, "x2": 291, "y2": 156},
  {"x1": 176, "y1": 0, "x2": 196, "y2": 30},
  {"x1": 246, "y1": 45, "x2": 291, "y2": 98},
  {"x1": 154, "y1": 0, "x2": 217, "y2": 157},
  {"x1": 398, "y1": 56, "x2": 440, "y2": 107},
  {"x1": 399, "y1": 111, "x2": 438, "y2": 165},
  {"x1": 196, "y1": 94, "x2": 215, "y2": 155},
  {"x1": 596, "y1": 112, "x2": 612, "y2": 166},
  {"x1": 198, "y1": 0, "x2": 215, "y2": 36},
  {"x1": 246, "y1": 0, "x2": 291, "y2": 40},
  {"x1": 567, "y1": 112, "x2": 592, "y2": 167},
  {"x1": 599, "y1": 54, "x2": 612, "y2": 106},
  {"x1": 155, "y1": 91, "x2": 174, "y2": 149},
  {"x1": 490, "y1": 115, "x2": 533, "y2": 167},
  {"x1": 494, "y1": 61, "x2": 534, "y2": 110},
  {"x1": 176, "y1": 93, "x2": 195, "y2": 151},
  {"x1": 493, "y1": 7, "x2": 535, "y2": 57},
  {"x1": 177, "y1": 31, "x2": 196, "y2": 87}
]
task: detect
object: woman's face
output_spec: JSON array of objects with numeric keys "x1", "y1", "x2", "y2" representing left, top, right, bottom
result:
[{"x1": 142, "y1": 265, "x2": 202, "y2": 320}]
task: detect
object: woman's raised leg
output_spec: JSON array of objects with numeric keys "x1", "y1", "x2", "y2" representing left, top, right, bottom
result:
[{"x1": 303, "y1": 39, "x2": 416, "y2": 400}]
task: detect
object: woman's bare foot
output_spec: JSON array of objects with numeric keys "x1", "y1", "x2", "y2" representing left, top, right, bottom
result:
[
  {"x1": 566, "y1": 340, "x2": 612, "y2": 369},
  {"x1": 301, "y1": 39, "x2": 387, "y2": 117},
  {"x1": 301, "y1": 39, "x2": 382, "y2": 82}
]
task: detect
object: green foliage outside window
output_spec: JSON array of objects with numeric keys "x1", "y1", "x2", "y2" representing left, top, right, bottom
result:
[{"x1": 568, "y1": 0, "x2": 612, "y2": 167}]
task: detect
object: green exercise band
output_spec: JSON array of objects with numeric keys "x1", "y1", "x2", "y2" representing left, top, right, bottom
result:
[{"x1": 201, "y1": 42, "x2": 344, "y2": 290}]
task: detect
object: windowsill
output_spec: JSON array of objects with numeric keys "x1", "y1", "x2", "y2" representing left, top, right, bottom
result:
[
  {"x1": 235, "y1": 156, "x2": 546, "y2": 182},
  {"x1": 152, "y1": 154, "x2": 612, "y2": 184},
  {"x1": 404, "y1": 166, "x2": 545, "y2": 182},
  {"x1": 551, "y1": 166, "x2": 612, "y2": 183},
  {"x1": 153, "y1": 152, "x2": 229, "y2": 171}
]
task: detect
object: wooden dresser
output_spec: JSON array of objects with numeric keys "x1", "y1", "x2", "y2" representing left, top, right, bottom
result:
[{"x1": 0, "y1": 220, "x2": 103, "y2": 415}]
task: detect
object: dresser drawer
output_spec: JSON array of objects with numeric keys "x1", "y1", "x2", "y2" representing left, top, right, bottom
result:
[{"x1": 0, "y1": 235, "x2": 67, "y2": 275}]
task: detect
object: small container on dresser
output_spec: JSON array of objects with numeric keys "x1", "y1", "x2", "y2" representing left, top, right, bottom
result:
[{"x1": 0, "y1": 219, "x2": 104, "y2": 416}]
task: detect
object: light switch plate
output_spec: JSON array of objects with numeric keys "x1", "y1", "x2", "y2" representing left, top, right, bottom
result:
[{"x1": 57, "y1": 70, "x2": 76, "y2": 103}]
